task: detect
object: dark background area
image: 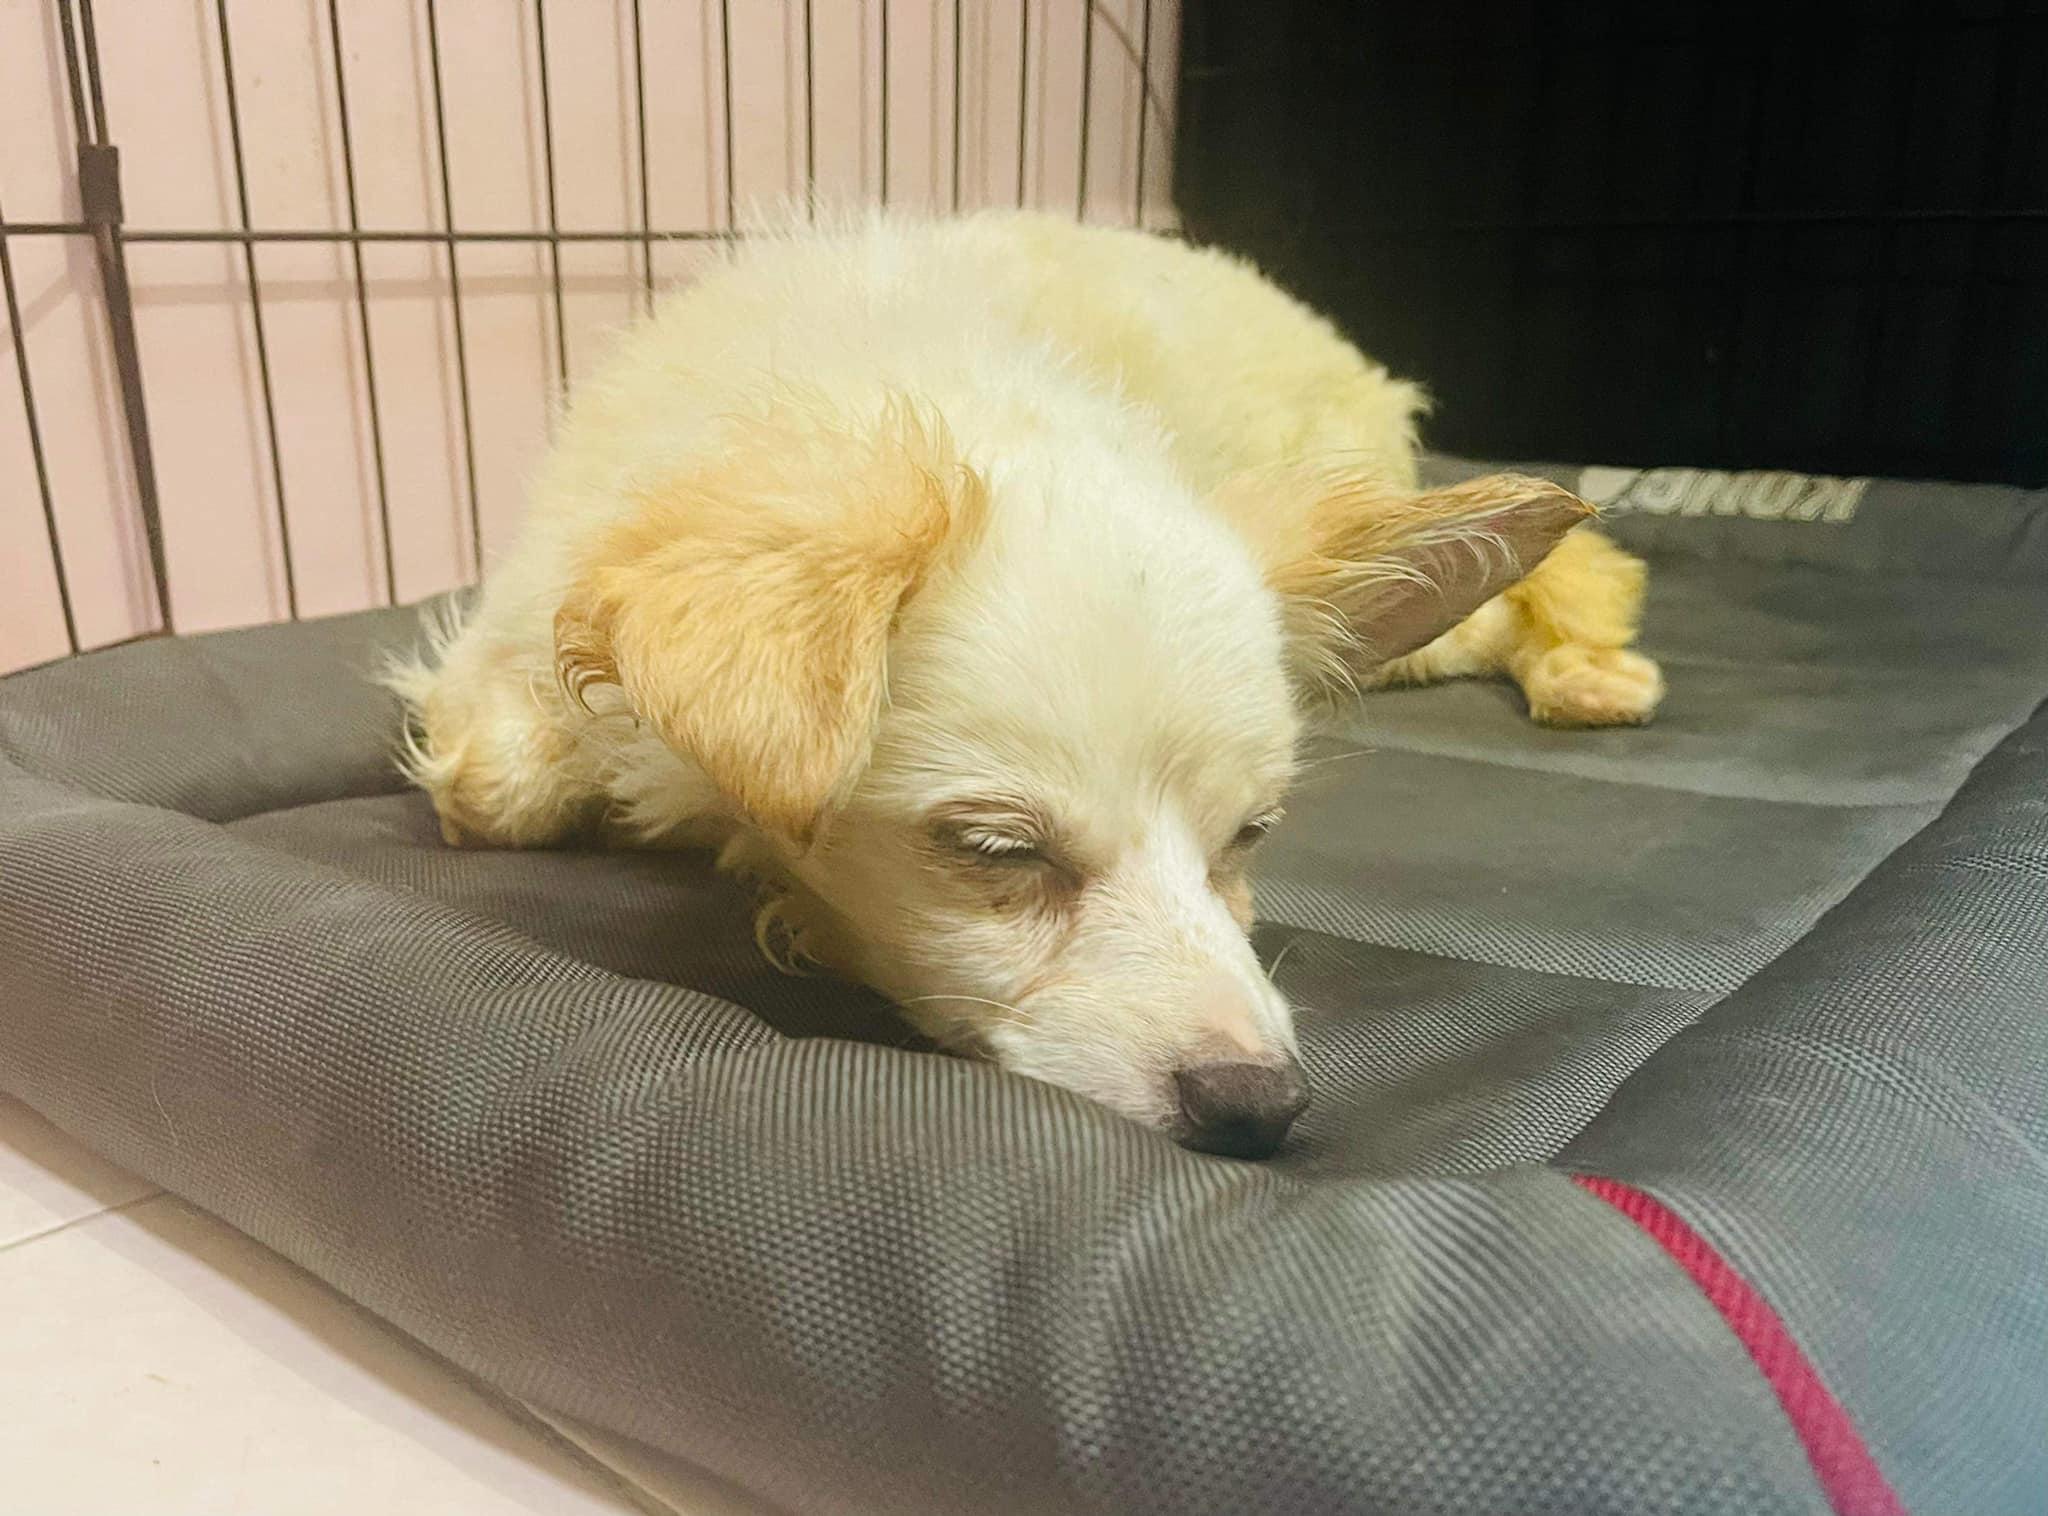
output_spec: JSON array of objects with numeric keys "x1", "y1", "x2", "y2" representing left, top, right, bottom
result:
[{"x1": 1174, "y1": 0, "x2": 2048, "y2": 487}]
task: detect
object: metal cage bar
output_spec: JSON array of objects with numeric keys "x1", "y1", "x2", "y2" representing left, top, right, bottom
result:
[
  {"x1": 4, "y1": 0, "x2": 1172, "y2": 668},
  {"x1": 1075, "y1": 0, "x2": 1092, "y2": 217},
  {"x1": 1016, "y1": 1, "x2": 1031, "y2": 206},
  {"x1": 1848, "y1": 7, "x2": 1932, "y2": 472},
  {"x1": 719, "y1": 0, "x2": 738, "y2": 230},
  {"x1": 533, "y1": 0, "x2": 571, "y2": 396},
  {"x1": 0, "y1": 226, "x2": 741, "y2": 244},
  {"x1": 632, "y1": 0, "x2": 654, "y2": 311},
  {"x1": 59, "y1": 0, "x2": 174, "y2": 636},
  {"x1": 802, "y1": 0, "x2": 817, "y2": 215},
  {"x1": 1133, "y1": 0, "x2": 1153, "y2": 227},
  {"x1": 72, "y1": 0, "x2": 109, "y2": 140},
  {"x1": 0, "y1": 190, "x2": 79, "y2": 653},
  {"x1": 52, "y1": 0, "x2": 92, "y2": 152},
  {"x1": 951, "y1": 0, "x2": 964, "y2": 213},
  {"x1": 423, "y1": 0, "x2": 484, "y2": 573},
  {"x1": 213, "y1": 0, "x2": 301, "y2": 618},
  {"x1": 325, "y1": 0, "x2": 398, "y2": 604},
  {"x1": 877, "y1": 0, "x2": 891, "y2": 207},
  {"x1": 1944, "y1": 3, "x2": 2030, "y2": 466},
  {"x1": 10, "y1": 208, "x2": 2044, "y2": 245}
]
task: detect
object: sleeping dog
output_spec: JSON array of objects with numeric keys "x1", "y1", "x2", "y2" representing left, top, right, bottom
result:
[{"x1": 388, "y1": 212, "x2": 1661, "y2": 1158}]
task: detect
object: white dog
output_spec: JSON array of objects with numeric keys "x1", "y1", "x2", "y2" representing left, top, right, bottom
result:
[{"x1": 389, "y1": 212, "x2": 1661, "y2": 1158}]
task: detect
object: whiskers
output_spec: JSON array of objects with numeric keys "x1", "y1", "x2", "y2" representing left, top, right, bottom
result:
[
  {"x1": 1297, "y1": 743, "x2": 1379, "y2": 772},
  {"x1": 897, "y1": 991, "x2": 1035, "y2": 1035},
  {"x1": 1263, "y1": 933, "x2": 1312, "y2": 989},
  {"x1": 1289, "y1": 743, "x2": 1381, "y2": 799}
]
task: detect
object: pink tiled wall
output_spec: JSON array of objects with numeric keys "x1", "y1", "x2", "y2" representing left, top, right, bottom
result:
[{"x1": 1, "y1": 0, "x2": 1180, "y2": 673}]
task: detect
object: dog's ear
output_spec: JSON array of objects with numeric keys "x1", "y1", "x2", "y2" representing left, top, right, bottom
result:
[
  {"x1": 1216, "y1": 467, "x2": 1594, "y2": 694},
  {"x1": 554, "y1": 399, "x2": 988, "y2": 848}
]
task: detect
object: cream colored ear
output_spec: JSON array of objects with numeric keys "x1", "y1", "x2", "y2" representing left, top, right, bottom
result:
[
  {"x1": 1216, "y1": 466, "x2": 1595, "y2": 693},
  {"x1": 554, "y1": 399, "x2": 987, "y2": 848}
]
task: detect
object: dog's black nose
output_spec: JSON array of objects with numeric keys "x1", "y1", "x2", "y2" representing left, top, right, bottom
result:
[{"x1": 1173, "y1": 1057, "x2": 1310, "y2": 1159}]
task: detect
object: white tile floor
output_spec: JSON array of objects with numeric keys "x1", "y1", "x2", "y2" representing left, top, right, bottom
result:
[{"x1": 0, "y1": 1095, "x2": 772, "y2": 1516}]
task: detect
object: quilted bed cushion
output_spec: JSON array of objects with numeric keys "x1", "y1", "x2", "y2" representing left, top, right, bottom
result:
[{"x1": 3, "y1": 457, "x2": 2045, "y2": 1515}]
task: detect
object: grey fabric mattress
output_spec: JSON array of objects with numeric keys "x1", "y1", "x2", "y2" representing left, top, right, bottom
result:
[{"x1": 3, "y1": 457, "x2": 2045, "y2": 1515}]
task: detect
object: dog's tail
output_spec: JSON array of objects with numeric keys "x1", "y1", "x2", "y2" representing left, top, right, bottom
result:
[{"x1": 376, "y1": 594, "x2": 471, "y2": 799}]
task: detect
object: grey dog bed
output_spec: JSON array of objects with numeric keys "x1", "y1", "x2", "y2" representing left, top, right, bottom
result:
[{"x1": 3, "y1": 455, "x2": 2045, "y2": 1515}]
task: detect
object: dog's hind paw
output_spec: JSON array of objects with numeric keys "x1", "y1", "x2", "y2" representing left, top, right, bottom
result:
[{"x1": 1522, "y1": 645, "x2": 1665, "y2": 728}]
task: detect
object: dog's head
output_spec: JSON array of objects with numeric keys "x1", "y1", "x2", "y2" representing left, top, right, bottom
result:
[{"x1": 558, "y1": 397, "x2": 1589, "y2": 1157}]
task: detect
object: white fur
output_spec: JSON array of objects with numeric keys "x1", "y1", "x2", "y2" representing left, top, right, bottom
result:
[{"x1": 388, "y1": 210, "x2": 1658, "y2": 1142}]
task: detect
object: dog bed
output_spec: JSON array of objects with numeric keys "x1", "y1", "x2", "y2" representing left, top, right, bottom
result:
[{"x1": 3, "y1": 456, "x2": 2044, "y2": 1515}]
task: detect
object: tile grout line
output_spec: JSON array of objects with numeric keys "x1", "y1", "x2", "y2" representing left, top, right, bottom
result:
[
  {"x1": 0, "y1": 1189, "x2": 164, "y2": 1257},
  {"x1": 534, "y1": 1409, "x2": 800, "y2": 1516},
  {"x1": 526, "y1": 1411, "x2": 696, "y2": 1516}
]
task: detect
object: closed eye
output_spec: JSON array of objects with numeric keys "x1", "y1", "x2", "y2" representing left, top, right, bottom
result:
[
  {"x1": 928, "y1": 804, "x2": 1062, "y2": 870},
  {"x1": 1230, "y1": 809, "x2": 1284, "y2": 851},
  {"x1": 928, "y1": 811, "x2": 1083, "y2": 906},
  {"x1": 957, "y1": 827, "x2": 1044, "y2": 863}
]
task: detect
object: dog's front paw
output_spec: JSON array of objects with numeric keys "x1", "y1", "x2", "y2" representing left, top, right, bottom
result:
[{"x1": 1522, "y1": 645, "x2": 1665, "y2": 727}]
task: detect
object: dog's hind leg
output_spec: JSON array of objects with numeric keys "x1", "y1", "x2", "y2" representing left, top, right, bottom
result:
[
  {"x1": 1370, "y1": 528, "x2": 1665, "y2": 727},
  {"x1": 1503, "y1": 528, "x2": 1664, "y2": 726}
]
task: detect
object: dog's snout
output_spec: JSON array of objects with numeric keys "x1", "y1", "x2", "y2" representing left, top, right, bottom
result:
[{"x1": 1172, "y1": 1057, "x2": 1309, "y2": 1160}]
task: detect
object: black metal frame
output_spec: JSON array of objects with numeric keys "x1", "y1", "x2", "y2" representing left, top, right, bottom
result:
[
  {"x1": 4, "y1": 0, "x2": 1174, "y2": 657},
  {"x1": 1175, "y1": 1, "x2": 2048, "y2": 490}
]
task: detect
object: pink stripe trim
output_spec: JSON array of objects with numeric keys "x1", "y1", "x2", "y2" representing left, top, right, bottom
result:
[{"x1": 1571, "y1": 1174, "x2": 1907, "y2": 1516}]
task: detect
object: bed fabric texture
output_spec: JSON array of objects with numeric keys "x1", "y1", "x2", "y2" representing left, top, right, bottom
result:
[{"x1": 2, "y1": 456, "x2": 2044, "y2": 1515}]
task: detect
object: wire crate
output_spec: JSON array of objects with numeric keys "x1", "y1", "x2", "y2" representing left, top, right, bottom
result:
[
  {"x1": 1, "y1": 0, "x2": 1179, "y2": 672},
  {"x1": 1177, "y1": 0, "x2": 2048, "y2": 490}
]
